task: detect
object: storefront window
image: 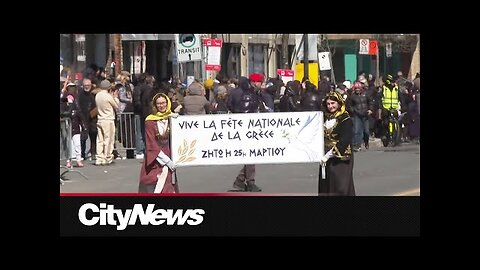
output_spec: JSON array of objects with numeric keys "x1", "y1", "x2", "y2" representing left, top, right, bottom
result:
[
  {"x1": 60, "y1": 34, "x2": 73, "y2": 67},
  {"x1": 249, "y1": 44, "x2": 265, "y2": 74},
  {"x1": 75, "y1": 34, "x2": 86, "y2": 73}
]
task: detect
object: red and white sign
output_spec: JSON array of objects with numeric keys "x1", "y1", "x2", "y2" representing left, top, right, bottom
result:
[
  {"x1": 369, "y1": 40, "x2": 378, "y2": 55},
  {"x1": 204, "y1": 38, "x2": 222, "y2": 71},
  {"x1": 277, "y1": 69, "x2": 294, "y2": 77},
  {"x1": 205, "y1": 64, "x2": 221, "y2": 71},
  {"x1": 277, "y1": 69, "x2": 295, "y2": 84},
  {"x1": 203, "y1": 38, "x2": 222, "y2": 47},
  {"x1": 359, "y1": 39, "x2": 378, "y2": 55},
  {"x1": 359, "y1": 39, "x2": 369, "y2": 55}
]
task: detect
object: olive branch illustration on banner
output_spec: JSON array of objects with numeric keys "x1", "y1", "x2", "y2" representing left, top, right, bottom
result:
[{"x1": 176, "y1": 139, "x2": 197, "y2": 163}]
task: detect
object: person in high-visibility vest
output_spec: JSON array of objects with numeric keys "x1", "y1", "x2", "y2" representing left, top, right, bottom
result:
[{"x1": 378, "y1": 74, "x2": 400, "y2": 139}]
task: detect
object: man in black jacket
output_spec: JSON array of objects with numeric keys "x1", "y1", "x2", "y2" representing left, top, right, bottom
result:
[
  {"x1": 226, "y1": 74, "x2": 265, "y2": 192},
  {"x1": 346, "y1": 81, "x2": 373, "y2": 151},
  {"x1": 77, "y1": 78, "x2": 97, "y2": 160}
]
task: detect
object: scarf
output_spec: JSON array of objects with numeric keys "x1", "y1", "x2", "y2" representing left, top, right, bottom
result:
[
  {"x1": 145, "y1": 93, "x2": 172, "y2": 121},
  {"x1": 324, "y1": 91, "x2": 348, "y2": 119}
]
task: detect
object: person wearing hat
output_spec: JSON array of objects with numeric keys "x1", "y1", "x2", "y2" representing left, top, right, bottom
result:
[
  {"x1": 204, "y1": 78, "x2": 215, "y2": 103},
  {"x1": 319, "y1": 91, "x2": 355, "y2": 195},
  {"x1": 378, "y1": 74, "x2": 400, "y2": 146},
  {"x1": 94, "y1": 79, "x2": 119, "y2": 165},
  {"x1": 279, "y1": 80, "x2": 302, "y2": 112},
  {"x1": 60, "y1": 80, "x2": 78, "y2": 114},
  {"x1": 210, "y1": 85, "x2": 229, "y2": 114},
  {"x1": 60, "y1": 81, "x2": 87, "y2": 168},
  {"x1": 183, "y1": 82, "x2": 211, "y2": 115},
  {"x1": 62, "y1": 94, "x2": 86, "y2": 168},
  {"x1": 226, "y1": 73, "x2": 265, "y2": 192}
]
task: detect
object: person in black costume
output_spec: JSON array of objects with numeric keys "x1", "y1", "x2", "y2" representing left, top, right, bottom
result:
[{"x1": 319, "y1": 91, "x2": 356, "y2": 196}]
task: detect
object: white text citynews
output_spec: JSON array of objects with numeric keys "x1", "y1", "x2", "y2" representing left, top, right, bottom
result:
[{"x1": 78, "y1": 203, "x2": 205, "y2": 231}]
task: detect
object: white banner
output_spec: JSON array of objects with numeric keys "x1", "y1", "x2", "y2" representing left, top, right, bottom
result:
[{"x1": 171, "y1": 111, "x2": 324, "y2": 167}]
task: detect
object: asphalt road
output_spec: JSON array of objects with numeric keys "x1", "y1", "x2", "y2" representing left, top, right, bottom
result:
[{"x1": 60, "y1": 139, "x2": 420, "y2": 196}]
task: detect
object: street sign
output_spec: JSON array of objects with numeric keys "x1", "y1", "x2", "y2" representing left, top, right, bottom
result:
[
  {"x1": 386, "y1": 42, "x2": 393, "y2": 57},
  {"x1": 369, "y1": 40, "x2": 378, "y2": 55},
  {"x1": 359, "y1": 39, "x2": 369, "y2": 55},
  {"x1": 277, "y1": 69, "x2": 294, "y2": 84},
  {"x1": 318, "y1": 52, "x2": 331, "y2": 70},
  {"x1": 203, "y1": 38, "x2": 222, "y2": 71},
  {"x1": 175, "y1": 34, "x2": 202, "y2": 62}
]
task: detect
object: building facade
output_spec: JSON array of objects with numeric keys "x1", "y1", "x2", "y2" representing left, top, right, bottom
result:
[{"x1": 60, "y1": 33, "x2": 419, "y2": 84}]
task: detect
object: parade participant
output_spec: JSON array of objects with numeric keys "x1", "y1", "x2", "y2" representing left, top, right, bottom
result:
[
  {"x1": 319, "y1": 91, "x2": 356, "y2": 195},
  {"x1": 138, "y1": 93, "x2": 179, "y2": 193}
]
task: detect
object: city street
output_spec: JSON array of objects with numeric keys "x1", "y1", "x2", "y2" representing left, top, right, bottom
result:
[{"x1": 60, "y1": 140, "x2": 420, "y2": 196}]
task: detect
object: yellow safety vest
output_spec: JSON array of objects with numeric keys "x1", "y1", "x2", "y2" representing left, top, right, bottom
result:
[{"x1": 382, "y1": 85, "x2": 399, "y2": 110}]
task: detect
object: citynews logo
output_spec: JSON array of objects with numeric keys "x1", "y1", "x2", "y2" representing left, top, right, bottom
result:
[{"x1": 78, "y1": 203, "x2": 205, "y2": 231}]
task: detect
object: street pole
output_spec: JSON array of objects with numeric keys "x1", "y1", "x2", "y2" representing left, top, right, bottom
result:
[
  {"x1": 282, "y1": 34, "x2": 289, "y2": 69},
  {"x1": 376, "y1": 41, "x2": 380, "y2": 82},
  {"x1": 240, "y1": 34, "x2": 248, "y2": 77},
  {"x1": 210, "y1": 33, "x2": 217, "y2": 80},
  {"x1": 205, "y1": 33, "x2": 218, "y2": 80},
  {"x1": 303, "y1": 34, "x2": 309, "y2": 80},
  {"x1": 409, "y1": 34, "x2": 420, "y2": 80},
  {"x1": 114, "y1": 33, "x2": 122, "y2": 77},
  {"x1": 201, "y1": 34, "x2": 207, "y2": 82}
]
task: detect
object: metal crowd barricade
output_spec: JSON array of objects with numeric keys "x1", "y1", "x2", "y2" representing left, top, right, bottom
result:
[
  {"x1": 115, "y1": 112, "x2": 137, "y2": 151},
  {"x1": 60, "y1": 117, "x2": 87, "y2": 184}
]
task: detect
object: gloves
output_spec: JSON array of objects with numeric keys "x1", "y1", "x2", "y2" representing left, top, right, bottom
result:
[
  {"x1": 320, "y1": 149, "x2": 334, "y2": 166},
  {"x1": 324, "y1": 119, "x2": 337, "y2": 130},
  {"x1": 166, "y1": 161, "x2": 176, "y2": 171}
]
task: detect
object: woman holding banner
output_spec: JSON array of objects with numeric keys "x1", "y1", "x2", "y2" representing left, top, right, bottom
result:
[
  {"x1": 319, "y1": 91, "x2": 356, "y2": 196},
  {"x1": 138, "y1": 93, "x2": 179, "y2": 193}
]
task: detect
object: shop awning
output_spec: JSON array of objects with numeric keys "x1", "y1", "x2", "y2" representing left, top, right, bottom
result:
[{"x1": 121, "y1": 34, "x2": 175, "y2": 41}]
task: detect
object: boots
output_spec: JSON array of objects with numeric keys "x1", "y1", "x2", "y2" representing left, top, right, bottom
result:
[
  {"x1": 232, "y1": 180, "x2": 247, "y2": 191},
  {"x1": 246, "y1": 181, "x2": 262, "y2": 192}
]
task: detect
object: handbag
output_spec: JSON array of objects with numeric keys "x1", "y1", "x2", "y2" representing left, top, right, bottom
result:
[{"x1": 89, "y1": 107, "x2": 98, "y2": 119}]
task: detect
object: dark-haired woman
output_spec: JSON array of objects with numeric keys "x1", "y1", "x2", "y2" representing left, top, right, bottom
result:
[{"x1": 319, "y1": 91, "x2": 356, "y2": 196}]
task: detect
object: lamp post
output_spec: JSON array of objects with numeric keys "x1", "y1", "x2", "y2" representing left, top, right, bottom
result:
[{"x1": 303, "y1": 34, "x2": 309, "y2": 80}]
